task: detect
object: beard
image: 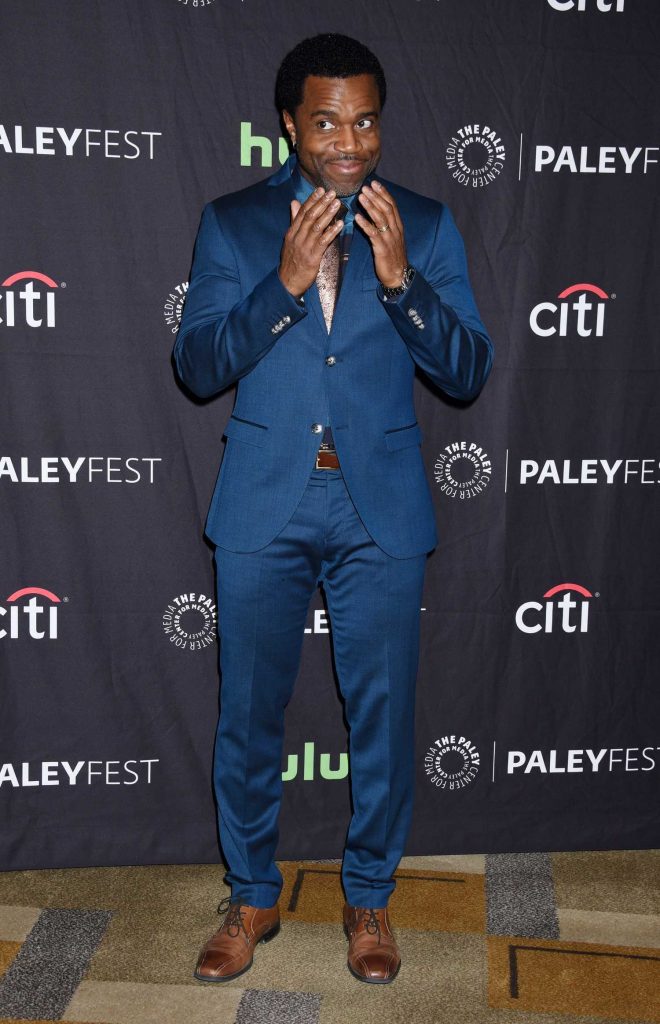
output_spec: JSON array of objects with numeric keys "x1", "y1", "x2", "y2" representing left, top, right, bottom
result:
[{"x1": 316, "y1": 156, "x2": 377, "y2": 197}]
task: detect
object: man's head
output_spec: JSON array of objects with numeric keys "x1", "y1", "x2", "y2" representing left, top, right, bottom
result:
[{"x1": 275, "y1": 33, "x2": 386, "y2": 198}]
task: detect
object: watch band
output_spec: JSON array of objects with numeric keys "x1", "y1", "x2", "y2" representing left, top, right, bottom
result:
[{"x1": 381, "y1": 264, "x2": 416, "y2": 299}]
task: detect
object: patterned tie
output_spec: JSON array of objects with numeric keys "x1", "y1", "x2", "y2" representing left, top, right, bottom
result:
[
  {"x1": 315, "y1": 200, "x2": 349, "y2": 333},
  {"x1": 316, "y1": 235, "x2": 341, "y2": 333}
]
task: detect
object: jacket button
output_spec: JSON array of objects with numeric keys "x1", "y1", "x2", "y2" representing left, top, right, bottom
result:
[
  {"x1": 408, "y1": 308, "x2": 417, "y2": 317},
  {"x1": 311, "y1": 423, "x2": 323, "y2": 433},
  {"x1": 325, "y1": 355, "x2": 336, "y2": 365}
]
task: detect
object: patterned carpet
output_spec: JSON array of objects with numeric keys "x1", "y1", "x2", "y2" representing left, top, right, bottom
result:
[{"x1": 0, "y1": 850, "x2": 658, "y2": 1023}]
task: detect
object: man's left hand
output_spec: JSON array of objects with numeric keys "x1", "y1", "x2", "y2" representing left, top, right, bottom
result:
[{"x1": 355, "y1": 181, "x2": 408, "y2": 289}]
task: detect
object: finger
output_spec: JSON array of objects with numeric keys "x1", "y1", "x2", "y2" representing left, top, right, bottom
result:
[
  {"x1": 314, "y1": 218, "x2": 343, "y2": 249},
  {"x1": 361, "y1": 185, "x2": 403, "y2": 237},
  {"x1": 370, "y1": 181, "x2": 404, "y2": 233},
  {"x1": 358, "y1": 188, "x2": 400, "y2": 236},
  {"x1": 289, "y1": 188, "x2": 327, "y2": 237},
  {"x1": 354, "y1": 211, "x2": 381, "y2": 242},
  {"x1": 290, "y1": 199, "x2": 301, "y2": 224},
  {"x1": 305, "y1": 219, "x2": 343, "y2": 263},
  {"x1": 302, "y1": 194, "x2": 341, "y2": 242}
]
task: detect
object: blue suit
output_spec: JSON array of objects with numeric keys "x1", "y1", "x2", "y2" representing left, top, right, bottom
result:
[{"x1": 175, "y1": 153, "x2": 492, "y2": 908}]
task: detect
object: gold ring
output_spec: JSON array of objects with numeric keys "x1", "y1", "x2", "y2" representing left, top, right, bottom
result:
[{"x1": 378, "y1": 223, "x2": 390, "y2": 233}]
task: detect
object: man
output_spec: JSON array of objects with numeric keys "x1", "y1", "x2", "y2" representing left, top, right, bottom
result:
[{"x1": 174, "y1": 33, "x2": 493, "y2": 985}]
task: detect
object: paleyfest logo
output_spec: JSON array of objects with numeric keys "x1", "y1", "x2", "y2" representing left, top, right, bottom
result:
[
  {"x1": 0, "y1": 758, "x2": 159, "y2": 789},
  {"x1": 530, "y1": 282, "x2": 611, "y2": 339},
  {"x1": 535, "y1": 146, "x2": 656, "y2": 175},
  {"x1": 0, "y1": 587, "x2": 64, "y2": 640},
  {"x1": 162, "y1": 592, "x2": 217, "y2": 651},
  {"x1": 515, "y1": 583, "x2": 597, "y2": 634},
  {"x1": 518, "y1": 457, "x2": 657, "y2": 486},
  {"x1": 0, "y1": 126, "x2": 161, "y2": 160},
  {"x1": 434, "y1": 441, "x2": 492, "y2": 499},
  {"x1": 424, "y1": 735, "x2": 480, "y2": 790},
  {"x1": 0, "y1": 271, "x2": 61, "y2": 328},
  {"x1": 446, "y1": 124, "x2": 506, "y2": 188}
]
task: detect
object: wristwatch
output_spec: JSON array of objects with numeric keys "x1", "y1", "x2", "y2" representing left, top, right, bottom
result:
[{"x1": 381, "y1": 264, "x2": 416, "y2": 300}]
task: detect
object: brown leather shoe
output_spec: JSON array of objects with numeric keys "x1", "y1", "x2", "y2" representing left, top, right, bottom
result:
[
  {"x1": 194, "y1": 898, "x2": 280, "y2": 982},
  {"x1": 343, "y1": 903, "x2": 401, "y2": 984}
]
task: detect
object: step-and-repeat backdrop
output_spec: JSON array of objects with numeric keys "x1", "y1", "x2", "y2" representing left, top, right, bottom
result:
[{"x1": 2, "y1": 0, "x2": 659, "y2": 870}]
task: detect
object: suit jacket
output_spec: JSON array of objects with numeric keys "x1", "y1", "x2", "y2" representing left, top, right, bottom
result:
[{"x1": 174, "y1": 153, "x2": 493, "y2": 558}]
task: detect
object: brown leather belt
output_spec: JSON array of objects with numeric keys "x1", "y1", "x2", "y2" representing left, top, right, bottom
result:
[{"x1": 315, "y1": 447, "x2": 340, "y2": 469}]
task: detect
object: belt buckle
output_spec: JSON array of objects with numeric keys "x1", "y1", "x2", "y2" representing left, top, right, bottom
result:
[{"x1": 316, "y1": 444, "x2": 337, "y2": 470}]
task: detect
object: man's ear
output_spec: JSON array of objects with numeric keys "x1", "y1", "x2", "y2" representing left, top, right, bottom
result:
[{"x1": 282, "y1": 110, "x2": 296, "y2": 147}]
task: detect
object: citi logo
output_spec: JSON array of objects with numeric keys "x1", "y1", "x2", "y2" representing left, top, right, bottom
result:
[
  {"x1": 516, "y1": 583, "x2": 596, "y2": 634},
  {"x1": 530, "y1": 283, "x2": 609, "y2": 338},
  {"x1": 0, "y1": 271, "x2": 60, "y2": 328},
  {"x1": 547, "y1": 0, "x2": 624, "y2": 10},
  {"x1": 0, "y1": 587, "x2": 63, "y2": 640},
  {"x1": 282, "y1": 741, "x2": 348, "y2": 782}
]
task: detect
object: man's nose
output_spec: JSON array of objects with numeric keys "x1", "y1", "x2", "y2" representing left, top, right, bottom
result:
[{"x1": 335, "y1": 126, "x2": 361, "y2": 153}]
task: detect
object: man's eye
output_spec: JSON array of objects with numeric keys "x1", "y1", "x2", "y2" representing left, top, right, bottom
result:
[
  {"x1": 357, "y1": 119, "x2": 374, "y2": 128},
  {"x1": 317, "y1": 120, "x2": 335, "y2": 130}
]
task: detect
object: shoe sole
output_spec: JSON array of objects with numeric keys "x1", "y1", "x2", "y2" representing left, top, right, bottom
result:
[
  {"x1": 343, "y1": 922, "x2": 401, "y2": 984},
  {"x1": 193, "y1": 921, "x2": 281, "y2": 983}
]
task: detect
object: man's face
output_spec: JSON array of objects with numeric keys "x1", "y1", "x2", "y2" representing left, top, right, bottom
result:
[{"x1": 283, "y1": 73, "x2": 381, "y2": 198}]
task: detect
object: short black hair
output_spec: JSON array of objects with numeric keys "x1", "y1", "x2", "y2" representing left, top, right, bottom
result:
[{"x1": 275, "y1": 33, "x2": 386, "y2": 116}]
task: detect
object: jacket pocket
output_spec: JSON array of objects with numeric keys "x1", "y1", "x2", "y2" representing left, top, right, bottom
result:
[
  {"x1": 223, "y1": 414, "x2": 269, "y2": 448},
  {"x1": 384, "y1": 421, "x2": 423, "y2": 452}
]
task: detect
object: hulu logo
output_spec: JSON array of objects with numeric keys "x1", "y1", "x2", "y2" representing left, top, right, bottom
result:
[
  {"x1": 240, "y1": 122, "x2": 290, "y2": 168},
  {"x1": 282, "y1": 741, "x2": 349, "y2": 782}
]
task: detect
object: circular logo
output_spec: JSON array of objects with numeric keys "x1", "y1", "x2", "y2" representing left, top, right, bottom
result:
[
  {"x1": 433, "y1": 441, "x2": 492, "y2": 499},
  {"x1": 162, "y1": 592, "x2": 217, "y2": 651},
  {"x1": 424, "y1": 735, "x2": 480, "y2": 790},
  {"x1": 445, "y1": 124, "x2": 506, "y2": 188},
  {"x1": 162, "y1": 281, "x2": 188, "y2": 335}
]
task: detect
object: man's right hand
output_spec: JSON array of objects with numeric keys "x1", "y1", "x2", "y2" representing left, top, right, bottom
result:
[{"x1": 278, "y1": 188, "x2": 344, "y2": 299}]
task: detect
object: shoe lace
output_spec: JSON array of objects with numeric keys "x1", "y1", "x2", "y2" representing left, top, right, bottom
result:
[
  {"x1": 356, "y1": 907, "x2": 382, "y2": 943},
  {"x1": 217, "y1": 896, "x2": 248, "y2": 939}
]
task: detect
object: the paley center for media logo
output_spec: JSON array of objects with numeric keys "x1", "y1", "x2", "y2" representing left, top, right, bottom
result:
[
  {"x1": 163, "y1": 281, "x2": 188, "y2": 335},
  {"x1": 162, "y1": 592, "x2": 217, "y2": 651},
  {"x1": 424, "y1": 734, "x2": 480, "y2": 790},
  {"x1": 0, "y1": 587, "x2": 65, "y2": 640},
  {"x1": 433, "y1": 441, "x2": 492, "y2": 499},
  {"x1": 445, "y1": 124, "x2": 506, "y2": 188}
]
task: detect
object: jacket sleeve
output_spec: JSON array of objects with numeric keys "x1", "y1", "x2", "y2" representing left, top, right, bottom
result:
[
  {"x1": 377, "y1": 203, "x2": 493, "y2": 401},
  {"x1": 173, "y1": 201, "x2": 307, "y2": 398}
]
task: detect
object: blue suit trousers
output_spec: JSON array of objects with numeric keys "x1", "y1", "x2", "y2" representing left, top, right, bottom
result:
[{"x1": 212, "y1": 465, "x2": 427, "y2": 908}]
